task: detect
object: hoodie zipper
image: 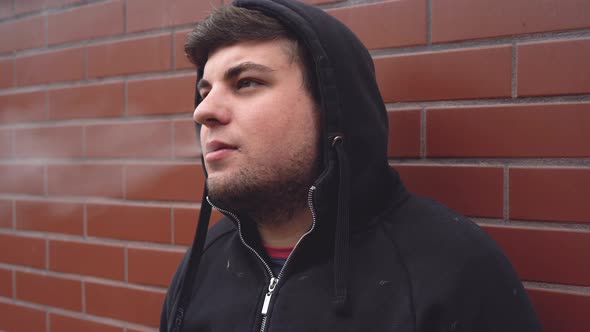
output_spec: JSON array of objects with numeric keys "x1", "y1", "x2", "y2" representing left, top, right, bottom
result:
[{"x1": 207, "y1": 186, "x2": 318, "y2": 332}]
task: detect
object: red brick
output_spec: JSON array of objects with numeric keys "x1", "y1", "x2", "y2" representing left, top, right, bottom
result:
[
  {"x1": 0, "y1": 1, "x2": 12, "y2": 18},
  {"x1": 15, "y1": 199, "x2": 83, "y2": 235},
  {"x1": 174, "y1": 206, "x2": 198, "y2": 245},
  {"x1": 0, "y1": 129, "x2": 13, "y2": 158},
  {"x1": 128, "y1": 246, "x2": 184, "y2": 287},
  {"x1": 15, "y1": 271, "x2": 82, "y2": 310},
  {"x1": 387, "y1": 109, "x2": 421, "y2": 158},
  {"x1": 49, "y1": 239, "x2": 125, "y2": 280},
  {"x1": 0, "y1": 58, "x2": 13, "y2": 88},
  {"x1": 173, "y1": 206, "x2": 222, "y2": 245},
  {"x1": 0, "y1": 267, "x2": 12, "y2": 297},
  {"x1": 328, "y1": 0, "x2": 426, "y2": 49},
  {"x1": 527, "y1": 287, "x2": 590, "y2": 332},
  {"x1": 0, "y1": 302, "x2": 46, "y2": 332},
  {"x1": 14, "y1": 125, "x2": 84, "y2": 158},
  {"x1": 87, "y1": 203, "x2": 171, "y2": 243},
  {"x1": 0, "y1": 90, "x2": 46, "y2": 123},
  {"x1": 0, "y1": 164, "x2": 44, "y2": 195},
  {"x1": 87, "y1": 34, "x2": 172, "y2": 78},
  {"x1": 484, "y1": 225, "x2": 590, "y2": 286},
  {"x1": 432, "y1": 0, "x2": 590, "y2": 43},
  {"x1": 375, "y1": 46, "x2": 512, "y2": 102},
  {"x1": 85, "y1": 120, "x2": 172, "y2": 158},
  {"x1": 47, "y1": 163, "x2": 123, "y2": 198},
  {"x1": 126, "y1": 329, "x2": 154, "y2": 332},
  {"x1": 85, "y1": 281, "x2": 165, "y2": 327},
  {"x1": 16, "y1": 46, "x2": 85, "y2": 86},
  {"x1": 395, "y1": 164, "x2": 503, "y2": 217},
  {"x1": 50, "y1": 312, "x2": 123, "y2": 332},
  {"x1": 127, "y1": 74, "x2": 195, "y2": 116},
  {"x1": 174, "y1": 29, "x2": 193, "y2": 69},
  {"x1": 14, "y1": 0, "x2": 81, "y2": 14},
  {"x1": 427, "y1": 103, "x2": 590, "y2": 157},
  {"x1": 518, "y1": 38, "x2": 590, "y2": 97},
  {"x1": 48, "y1": 0, "x2": 124, "y2": 45},
  {"x1": 126, "y1": 0, "x2": 218, "y2": 33},
  {"x1": 510, "y1": 167, "x2": 590, "y2": 223},
  {"x1": 125, "y1": 163, "x2": 204, "y2": 202},
  {"x1": 0, "y1": 233, "x2": 45, "y2": 268},
  {"x1": 0, "y1": 16, "x2": 45, "y2": 53},
  {"x1": 48, "y1": 81, "x2": 125, "y2": 120},
  {"x1": 173, "y1": 118, "x2": 200, "y2": 159},
  {"x1": 0, "y1": 199, "x2": 12, "y2": 229}
]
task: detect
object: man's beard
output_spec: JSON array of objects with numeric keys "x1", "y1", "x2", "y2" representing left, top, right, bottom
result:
[{"x1": 206, "y1": 148, "x2": 319, "y2": 226}]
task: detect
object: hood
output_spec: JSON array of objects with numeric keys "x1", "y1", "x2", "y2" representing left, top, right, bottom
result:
[
  {"x1": 169, "y1": 1, "x2": 407, "y2": 330},
  {"x1": 232, "y1": 0, "x2": 404, "y2": 224}
]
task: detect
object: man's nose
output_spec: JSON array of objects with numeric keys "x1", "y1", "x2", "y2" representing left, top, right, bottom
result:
[{"x1": 193, "y1": 88, "x2": 231, "y2": 127}]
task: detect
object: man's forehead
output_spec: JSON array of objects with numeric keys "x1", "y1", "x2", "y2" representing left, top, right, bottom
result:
[{"x1": 202, "y1": 39, "x2": 294, "y2": 77}]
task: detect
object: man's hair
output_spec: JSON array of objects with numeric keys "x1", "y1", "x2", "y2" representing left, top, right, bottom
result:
[{"x1": 184, "y1": 5, "x2": 316, "y2": 100}]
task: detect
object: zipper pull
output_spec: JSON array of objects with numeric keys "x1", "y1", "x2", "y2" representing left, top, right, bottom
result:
[{"x1": 261, "y1": 277, "x2": 279, "y2": 316}]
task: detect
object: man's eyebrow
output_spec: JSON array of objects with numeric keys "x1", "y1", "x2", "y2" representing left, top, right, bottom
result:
[
  {"x1": 224, "y1": 62, "x2": 275, "y2": 81},
  {"x1": 197, "y1": 62, "x2": 275, "y2": 93}
]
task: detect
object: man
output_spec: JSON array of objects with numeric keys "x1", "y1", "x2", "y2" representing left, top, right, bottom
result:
[{"x1": 161, "y1": 0, "x2": 541, "y2": 331}]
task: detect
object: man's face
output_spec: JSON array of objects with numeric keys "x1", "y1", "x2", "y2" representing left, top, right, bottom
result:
[{"x1": 194, "y1": 39, "x2": 320, "y2": 217}]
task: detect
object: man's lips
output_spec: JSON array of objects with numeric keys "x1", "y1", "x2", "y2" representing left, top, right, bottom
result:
[{"x1": 204, "y1": 141, "x2": 238, "y2": 161}]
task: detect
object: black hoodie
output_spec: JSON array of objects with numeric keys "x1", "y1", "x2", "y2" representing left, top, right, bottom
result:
[{"x1": 160, "y1": 0, "x2": 542, "y2": 331}]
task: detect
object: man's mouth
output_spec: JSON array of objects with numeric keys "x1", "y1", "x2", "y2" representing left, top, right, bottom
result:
[{"x1": 204, "y1": 141, "x2": 238, "y2": 161}]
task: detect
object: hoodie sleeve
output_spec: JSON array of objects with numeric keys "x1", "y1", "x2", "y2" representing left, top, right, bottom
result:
[
  {"x1": 432, "y1": 250, "x2": 543, "y2": 332},
  {"x1": 471, "y1": 252, "x2": 542, "y2": 332}
]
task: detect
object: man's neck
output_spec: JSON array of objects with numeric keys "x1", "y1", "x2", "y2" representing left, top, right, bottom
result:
[{"x1": 256, "y1": 206, "x2": 314, "y2": 247}]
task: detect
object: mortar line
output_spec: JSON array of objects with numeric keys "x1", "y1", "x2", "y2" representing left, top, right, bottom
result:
[
  {"x1": 512, "y1": 42, "x2": 518, "y2": 98},
  {"x1": 44, "y1": 238, "x2": 49, "y2": 271},
  {"x1": 420, "y1": 107, "x2": 427, "y2": 158},
  {"x1": 503, "y1": 165, "x2": 510, "y2": 222},
  {"x1": 171, "y1": 29, "x2": 176, "y2": 71},
  {"x1": 170, "y1": 207, "x2": 175, "y2": 244},
  {"x1": 11, "y1": 269, "x2": 16, "y2": 298},
  {"x1": 81, "y1": 125, "x2": 87, "y2": 158},
  {"x1": 11, "y1": 199, "x2": 16, "y2": 229},
  {"x1": 43, "y1": 13, "x2": 48, "y2": 48},
  {"x1": 83, "y1": 47, "x2": 88, "y2": 81},
  {"x1": 123, "y1": 246, "x2": 128, "y2": 282},
  {"x1": 121, "y1": 164, "x2": 127, "y2": 199},
  {"x1": 11, "y1": 56, "x2": 16, "y2": 87},
  {"x1": 44, "y1": 90, "x2": 49, "y2": 120},
  {"x1": 43, "y1": 164, "x2": 48, "y2": 196},
  {"x1": 83, "y1": 203, "x2": 88, "y2": 238},
  {"x1": 426, "y1": 0, "x2": 432, "y2": 45},
  {"x1": 123, "y1": 80, "x2": 128, "y2": 117},
  {"x1": 523, "y1": 281, "x2": 590, "y2": 294},
  {"x1": 123, "y1": 0, "x2": 128, "y2": 34},
  {"x1": 472, "y1": 217, "x2": 590, "y2": 231},
  {"x1": 10, "y1": 128, "x2": 15, "y2": 160},
  {"x1": 170, "y1": 120, "x2": 175, "y2": 160},
  {"x1": 81, "y1": 280, "x2": 86, "y2": 313}
]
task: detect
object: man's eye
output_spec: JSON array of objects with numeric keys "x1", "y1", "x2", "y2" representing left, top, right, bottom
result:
[
  {"x1": 199, "y1": 90, "x2": 209, "y2": 99},
  {"x1": 237, "y1": 78, "x2": 260, "y2": 89}
]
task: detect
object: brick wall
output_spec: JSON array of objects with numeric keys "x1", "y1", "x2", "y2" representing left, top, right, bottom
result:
[{"x1": 0, "y1": 0, "x2": 588, "y2": 331}]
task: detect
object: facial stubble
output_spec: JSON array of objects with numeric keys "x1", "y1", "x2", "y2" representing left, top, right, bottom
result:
[{"x1": 206, "y1": 142, "x2": 320, "y2": 226}]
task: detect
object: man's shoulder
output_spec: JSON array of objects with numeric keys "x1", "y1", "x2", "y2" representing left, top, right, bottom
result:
[{"x1": 381, "y1": 193, "x2": 503, "y2": 267}]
